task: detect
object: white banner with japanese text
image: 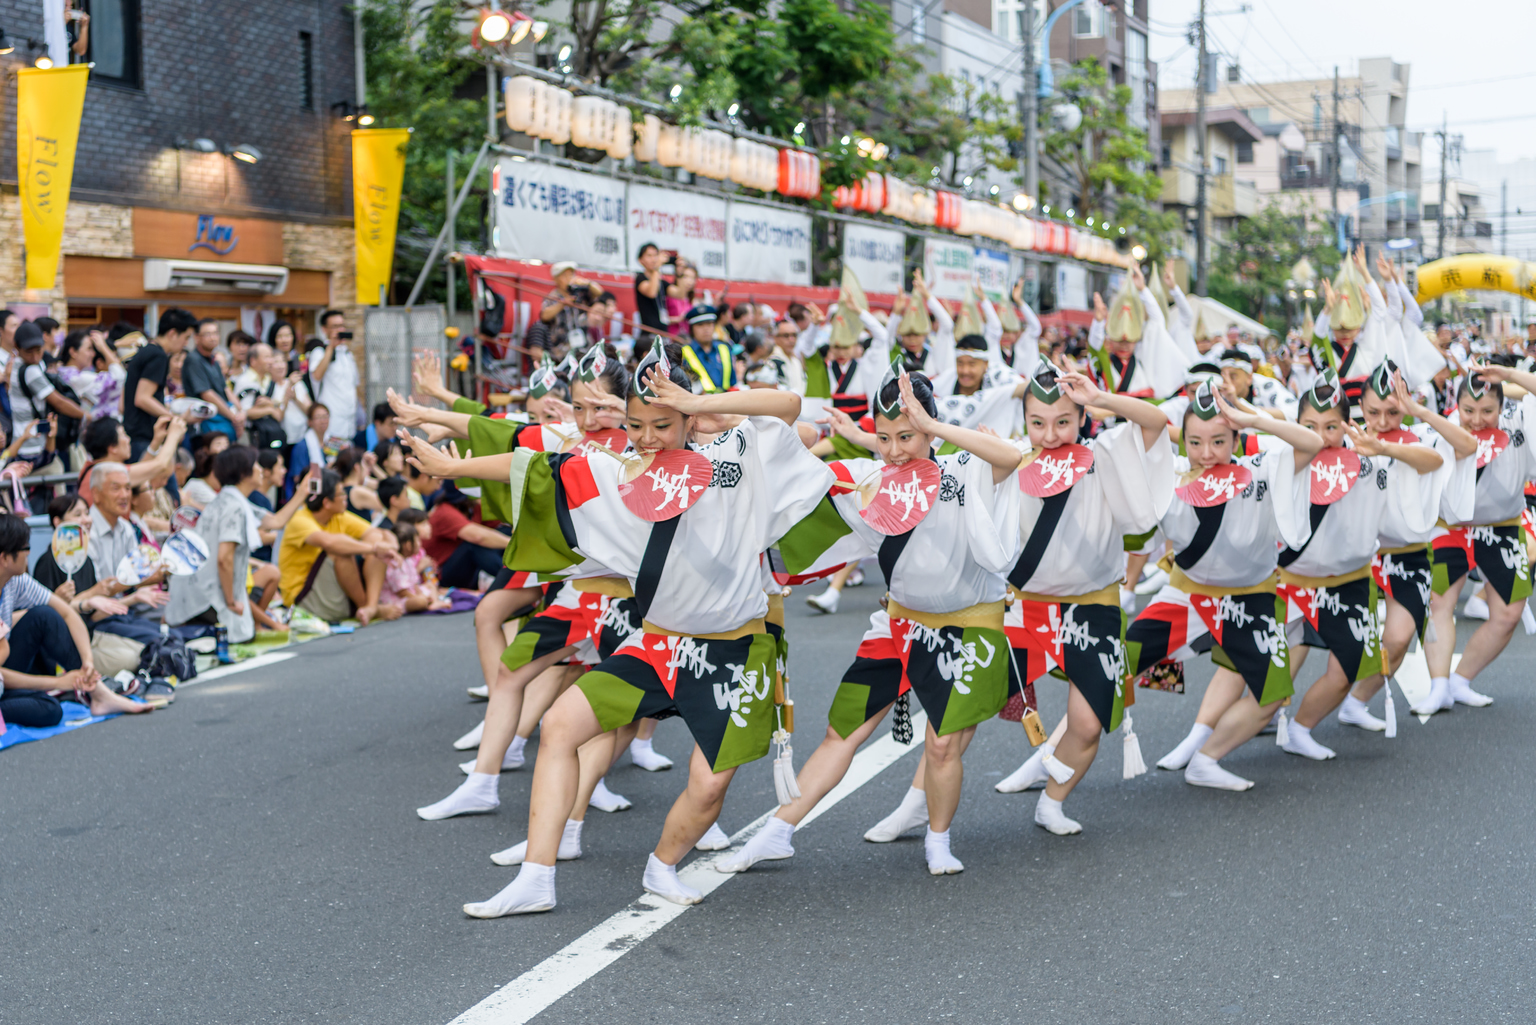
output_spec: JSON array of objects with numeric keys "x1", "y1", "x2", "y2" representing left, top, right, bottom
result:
[
  {"x1": 492, "y1": 158, "x2": 628, "y2": 270},
  {"x1": 627, "y1": 183, "x2": 728, "y2": 277},
  {"x1": 727, "y1": 200, "x2": 812, "y2": 285}
]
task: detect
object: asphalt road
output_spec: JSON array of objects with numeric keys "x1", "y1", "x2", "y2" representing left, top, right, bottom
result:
[{"x1": 3, "y1": 581, "x2": 1533, "y2": 1025}]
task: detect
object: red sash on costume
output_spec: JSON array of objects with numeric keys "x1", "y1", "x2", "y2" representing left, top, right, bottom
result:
[{"x1": 1276, "y1": 583, "x2": 1320, "y2": 630}]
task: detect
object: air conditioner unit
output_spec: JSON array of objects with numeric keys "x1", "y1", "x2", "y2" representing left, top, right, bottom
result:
[{"x1": 143, "y1": 259, "x2": 289, "y2": 295}]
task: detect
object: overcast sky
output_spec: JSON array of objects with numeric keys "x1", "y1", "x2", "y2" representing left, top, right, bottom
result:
[{"x1": 1148, "y1": 0, "x2": 1536, "y2": 164}]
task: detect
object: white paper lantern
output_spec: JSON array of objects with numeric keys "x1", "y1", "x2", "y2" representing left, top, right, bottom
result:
[
  {"x1": 608, "y1": 105, "x2": 633, "y2": 160},
  {"x1": 504, "y1": 76, "x2": 538, "y2": 134},
  {"x1": 571, "y1": 96, "x2": 603, "y2": 149},
  {"x1": 635, "y1": 114, "x2": 661, "y2": 162},
  {"x1": 549, "y1": 87, "x2": 573, "y2": 144},
  {"x1": 1013, "y1": 215, "x2": 1035, "y2": 251},
  {"x1": 656, "y1": 124, "x2": 683, "y2": 167}
]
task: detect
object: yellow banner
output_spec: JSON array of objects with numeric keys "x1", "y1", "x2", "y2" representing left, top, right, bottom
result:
[
  {"x1": 17, "y1": 65, "x2": 91, "y2": 290},
  {"x1": 352, "y1": 128, "x2": 411, "y2": 305}
]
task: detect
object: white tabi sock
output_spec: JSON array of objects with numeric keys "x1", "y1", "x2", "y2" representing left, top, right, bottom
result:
[
  {"x1": 463, "y1": 862, "x2": 556, "y2": 918},
  {"x1": 643, "y1": 853, "x2": 703, "y2": 905},
  {"x1": 588, "y1": 778, "x2": 633, "y2": 812},
  {"x1": 996, "y1": 744, "x2": 1052, "y2": 793},
  {"x1": 1280, "y1": 720, "x2": 1336, "y2": 760},
  {"x1": 1184, "y1": 751, "x2": 1255, "y2": 791},
  {"x1": 1033, "y1": 793, "x2": 1082, "y2": 835},
  {"x1": 695, "y1": 822, "x2": 732, "y2": 850},
  {"x1": 460, "y1": 741, "x2": 524, "y2": 775},
  {"x1": 1157, "y1": 723, "x2": 1214, "y2": 771},
  {"x1": 924, "y1": 827, "x2": 964, "y2": 875},
  {"x1": 1448, "y1": 672, "x2": 1493, "y2": 707},
  {"x1": 717, "y1": 816, "x2": 795, "y2": 873},
  {"x1": 416, "y1": 772, "x2": 499, "y2": 821},
  {"x1": 629, "y1": 737, "x2": 674, "y2": 771},
  {"x1": 491, "y1": 819, "x2": 584, "y2": 866},
  {"x1": 452, "y1": 720, "x2": 484, "y2": 750},
  {"x1": 1413, "y1": 676, "x2": 1452, "y2": 715},
  {"x1": 1338, "y1": 694, "x2": 1386, "y2": 731},
  {"x1": 863, "y1": 786, "x2": 930, "y2": 843}
]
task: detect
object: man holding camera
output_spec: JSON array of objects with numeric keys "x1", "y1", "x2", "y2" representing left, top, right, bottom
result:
[{"x1": 310, "y1": 310, "x2": 359, "y2": 450}]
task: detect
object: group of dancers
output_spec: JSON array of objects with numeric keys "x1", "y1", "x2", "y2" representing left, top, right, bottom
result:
[{"x1": 394, "y1": 245, "x2": 1535, "y2": 917}]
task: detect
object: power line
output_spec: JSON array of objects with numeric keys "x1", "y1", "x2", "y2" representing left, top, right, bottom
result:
[{"x1": 1414, "y1": 71, "x2": 1536, "y2": 92}]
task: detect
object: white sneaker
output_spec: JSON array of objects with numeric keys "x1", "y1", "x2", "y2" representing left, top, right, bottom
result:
[
  {"x1": 847, "y1": 566, "x2": 866, "y2": 587},
  {"x1": 806, "y1": 588, "x2": 840, "y2": 615},
  {"x1": 460, "y1": 747, "x2": 524, "y2": 775},
  {"x1": 1463, "y1": 593, "x2": 1490, "y2": 620},
  {"x1": 1184, "y1": 752, "x2": 1254, "y2": 791},
  {"x1": 452, "y1": 720, "x2": 485, "y2": 750},
  {"x1": 1033, "y1": 794, "x2": 1082, "y2": 835},
  {"x1": 491, "y1": 820, "x2": 583, "y2": 866},
  {"x1": 1447, "y1": 677, "x2": 1494, "y2": 707},
  {"x1": 467, "y1": 684, "x2": 489, "y2": 700},
  {"x1": 1338, "y1": 695, "x2": 1386, "y2": 732},
  {"x1": 1135, "y1": 567, "x2": 1170, "y2": 596},
  {"x1": 695, "y1": 822, "x2": 732, "y2": 851}
]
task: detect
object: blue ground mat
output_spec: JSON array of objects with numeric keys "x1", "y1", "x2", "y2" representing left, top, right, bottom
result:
[{"x1": 0, "y1": 700, "x2": 117, "y2": 752}]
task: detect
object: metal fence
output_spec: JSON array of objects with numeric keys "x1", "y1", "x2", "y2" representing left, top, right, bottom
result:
[{"x1": 362, "y1": 305, "x2": 448, "y2": 411}]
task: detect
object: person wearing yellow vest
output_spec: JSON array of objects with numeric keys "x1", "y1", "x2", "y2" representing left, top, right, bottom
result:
[{"x1": 680, "y1": 305, "x2": 735, "y2": 393}]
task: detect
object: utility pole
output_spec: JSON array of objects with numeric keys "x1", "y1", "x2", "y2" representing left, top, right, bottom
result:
[
  {"x1": 1436, "y1": 112, "x2": 1448, "y2": 261},
  {"x1": 354, "y1": 2, "x2": 366, "y2": 109},
  {"x1": 446, "y1": 150, "x2": 456, "y2": 327},
  {"x1": 1194, "y1": 0, "x2": 1208, "y2": 293},
  {"x1": 1021, "y1": 0, "x2": 1038, "y2": 206},
  {"x1": 1330, "y1": 66, "x2": 1340, "y2": 250},
  {"x1": 1500, "y1": 179, "x2": 1508, "y2": 256}
]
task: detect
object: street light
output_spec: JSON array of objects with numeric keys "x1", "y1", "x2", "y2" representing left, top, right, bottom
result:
[
  {"x1": 669, "y1": 83, "x2": 682, "y2": 101},
  {"x1": 1131, "y1": 244, "x2": 1148, "y2": 261},
  {"x1": 478, "y1": 8, "x2": 514, "y2": 43},
  {"x1": 228, "y1": 143, "x2": 262, "y2": 164}
]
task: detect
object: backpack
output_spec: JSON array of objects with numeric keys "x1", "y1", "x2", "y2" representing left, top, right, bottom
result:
[{"x1": 138, "y1": 633, "x2": 198, "y2": 684}]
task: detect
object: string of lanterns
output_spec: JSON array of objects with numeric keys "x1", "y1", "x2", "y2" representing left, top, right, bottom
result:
[{"x1": 502, "y1": 75, "x2": 1127, "y2": 268}]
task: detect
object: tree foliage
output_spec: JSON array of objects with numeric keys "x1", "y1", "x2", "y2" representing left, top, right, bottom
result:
[{"x1": 1209, "y1": 203, "x2": 1341, "y2": 324}]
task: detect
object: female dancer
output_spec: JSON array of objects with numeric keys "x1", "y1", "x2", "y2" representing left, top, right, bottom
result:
[
  {"x1": 1418, "y1": 362, "x2": 1536, "y2": 712},
  {"x1": 957, "y1": 363, "x2": 1173, "y2": 834},
  {"x1": 720, "y1": 370, "x2": 1022, "y2": 876},
  {"x1": 1273, "y1": 369, "x2": 1446, "y2": 760},
  {"x1": 405, "y1": 341, "x2": 834, "y2": 916},
  {"x1": 1127, "y1": 383, "x2": 1318, "y2": 789},
  {"x1": 1340, "y1": 365, "x2": 1474, "y2": 729},
  {"x1": 405, "y1": 347, "x2": 640, "y2": 820}
]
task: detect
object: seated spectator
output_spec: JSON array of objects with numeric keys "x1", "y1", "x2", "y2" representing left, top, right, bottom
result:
[
  {"x1": 276, "y1": 469, "x2": 401, "y2": 626},
  {"x1": 331, "y1": 446, "x2": 381, "y2": 519},
  {"x1": 370, "y1": 438, "x2": 406, "y2": 481},
  {"x1": 404, "y1": 459, "x2": 437, "y2": 511},
  {"x1": 381, "y1": 522, "x2": 451, "y2": 613},
  {"x1": 249, "y1": 450, "x2": 285, "y2": 561},
  {"x1": 285, "y1": 401, "x2": 330, "y2": 499},
  {"x1": 423, "y1": 485, "x2": 506, "y2": 590},
  {"x1": 0, "y1": 513, "x2": 149, "y2": 726},
  {"x1": 167, "y1": 447, "x2": 306, "y2": 642},
  {"x1": 353, "y1": 401, "x2": 398, "y2": 453},
  {"x1": 375, "y1": 475, "x2": 412, "y2": 532},
  {"x1": 86, "y1": 462, "x2": 170, "y2": 622}
]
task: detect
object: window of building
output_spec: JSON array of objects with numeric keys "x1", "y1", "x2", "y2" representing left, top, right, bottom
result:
[
  {"x1": 1214, "y1": 155, "x2": 1228, "y2": 174},
  {"x1": 299, "y1": 32, "x2": 314, "y2": 110},
  {"x1": 995, "y1": 0, "x2": 1044, "y2": 45},
  {"x1": 1073, "y1": 0, "x2": 1104, "y2": 38},
  {"x1": 1244, "y1": 107, "x2": 1269, "y2": 123},
  {"x1": 1160, "y1": 141, "x2": 1171, "y2": 167},
  {"x1": 1126, "y1": 28, "x2": 1148, "y2": 129},
  {"x1": 912, "y1": 0, "x2": 926, "y2": 43},
  {"x1": 85, "y1": 0, "x2": 141, "y2": 88},
  {"x1": 1236, "y1": 140, "x2": 1253, "y2": 164}
]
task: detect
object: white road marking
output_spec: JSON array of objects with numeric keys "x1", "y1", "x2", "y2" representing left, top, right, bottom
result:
[
  {"x1": 177, "y1": 652, "x2": 297, "y2": 689},
  {"x1": 448, "y1": 712, "x2": 930, "y2": 1025}
]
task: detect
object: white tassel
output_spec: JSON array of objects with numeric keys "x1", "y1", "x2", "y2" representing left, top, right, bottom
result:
[
  {"x1": 1275, "y1": 708, "x2": 1291, "y2": 747},
  {"x1": 1383, "y1": 677, "x2": 1398, "y2": 739},
  {"x1": 1522, "y1": 603, "x2": 1536, "y2": 635},
  {"x1": 1121, "y1": 714, "x2": 1147, "y2": 779},
  {"x1": 1042, "y1": 752, "x2": 1076, "y2": 785},
  {"x1": 772, "y1": 733, "x2": 800, "y2": 806}
]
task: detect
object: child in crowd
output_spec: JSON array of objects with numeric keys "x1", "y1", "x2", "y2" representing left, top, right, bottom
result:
[{"x1": 381, "y1": 521, "x2": 451, "y2": 613}]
